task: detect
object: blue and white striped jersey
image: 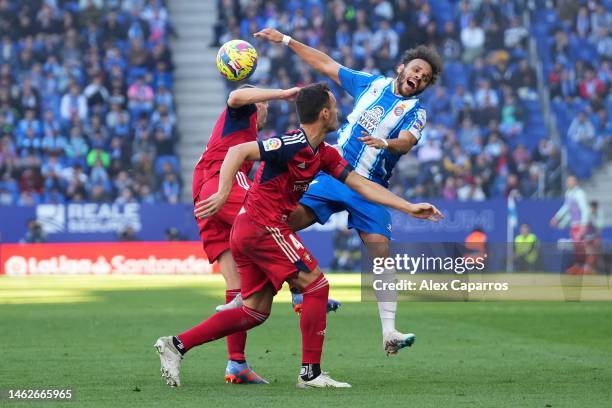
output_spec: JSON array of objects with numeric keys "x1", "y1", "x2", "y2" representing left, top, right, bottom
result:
[{"x1": 336, "y1": 66, "x2": 426, "y2": 187}]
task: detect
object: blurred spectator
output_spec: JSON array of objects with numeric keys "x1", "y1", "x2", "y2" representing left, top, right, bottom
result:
[
  {"x1": 510, "y1": 59, "x2": 537, "y2": 100},
  {"x1": 514, "y1": 223, "x2": 539, "y2": 271},
  {"x1": 165, "y1": 227, "x2": 185, "y2": 241},
  {"x1": 504, "y1": 16, "x2": 528, "y2": 49},
  {"x1": 567, "y1": 112, "x2": 595, "y2": 148},
  {"x1": 20, "y1": 219, "x2": 47, "y2": 243},
  {"x1": 60, "y1": 84, "x2": 88, "y2": 121},
  {"x1": 464, "y1": 227, "x2": 487, "y2": 265},
  {"x1": 331, "y1": 228, "x2": 361, "y2": 272},
  {"x1": 118, "y1": 225, "x2": 139, "y2": 241},
  {"x1": 461, "y1": 20, "x2": 485, "y2": 63},
  {"x1": 372, "y1": 19, "x2": 399, "y2": 59},
  {"x1": 499, "y1": 93, "x2": 523, "y2": 138},
  {"x1": 578, "y1": 69, "x2": 605, "y2": 101}
]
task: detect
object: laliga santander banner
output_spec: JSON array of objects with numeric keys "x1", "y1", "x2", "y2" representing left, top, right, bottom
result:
[{"x1": 0, "y1": 242, "x2": 219, "y2": 276}]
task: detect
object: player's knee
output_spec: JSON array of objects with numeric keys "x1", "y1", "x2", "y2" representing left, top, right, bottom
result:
[
  {"x1": 367, "y1": 242, "x2": 389, "y2": 260},
  {"x1": 360, "y1": 232, "x2": 390, "y2": 259}
]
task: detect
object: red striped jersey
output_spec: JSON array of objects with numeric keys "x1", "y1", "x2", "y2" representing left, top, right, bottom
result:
[{"x1": 192, "y1": 104, "x2": 257, "y2": 201}]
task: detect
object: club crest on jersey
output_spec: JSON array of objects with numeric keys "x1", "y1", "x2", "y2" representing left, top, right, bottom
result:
[
  {"x1": 394, "y1": 105, "x2": 405, "y2": 116},
  {"x1": 262, "y1": 137, "x2": 281, "y2": 151},
  {"x1": 358, "y1": 105, "x2": 385, "y2": 134}
]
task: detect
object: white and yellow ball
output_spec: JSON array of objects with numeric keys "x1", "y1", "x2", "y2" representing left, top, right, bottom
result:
[{"x1": 216, "y1": 39, "x2": 258, "y2": 81}]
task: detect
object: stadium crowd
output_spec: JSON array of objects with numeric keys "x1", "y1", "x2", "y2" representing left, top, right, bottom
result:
[
  {"x1": 0, "y1": 0, "x2": 181, "y2": 207},
  {"x1": 214, "y1": 0, "x2": 611, "y2": 201},
  {"x1": 1, "y1": 1, "x2": 610, "y2": 207},
  {"x1": 535, "y1": 0, "x2": 612, "y2": 179}
]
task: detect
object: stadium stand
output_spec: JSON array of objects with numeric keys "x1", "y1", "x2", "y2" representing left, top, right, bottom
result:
[
  {"x1": 531, "y1": 0, "x2": 611, "y2": 180},
  {"x1": 0, "y1": 0, "x2": 180, "y2": 206},
  {"x1": 215, "y1": 0, "x2": 610, "y2": 202}
]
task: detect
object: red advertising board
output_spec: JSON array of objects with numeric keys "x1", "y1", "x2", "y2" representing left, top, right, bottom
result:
[{"x1": 0, "y1": 242, "x2": 219, "y2": 276}]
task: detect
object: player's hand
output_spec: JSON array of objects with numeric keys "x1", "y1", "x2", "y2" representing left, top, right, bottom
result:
[
  {"x1": 406, "y1": 203, "x2": 444, "y2": 221},
  {"x1": 358, "y1": 131, "x2": 386, "y2": 150},
  {"x1": 281, "y1": 87, "x2": 300, "y2": 101},
  {"x1": 195, "y1": 192, "x2": 229, "y2": 219},
  {"x1": 253, "y1": 27, "x2": 285, "y2": 43},
  {"x1": 194, "y1": 199, "x2": 208, "y2": 219}
]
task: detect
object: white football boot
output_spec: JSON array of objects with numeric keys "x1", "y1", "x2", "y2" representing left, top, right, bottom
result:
[
  {"x1": 383, "y1": 330, "x2": 416, "y2": 355},
  {"x1": 154, "y1": 336, "x2": 183, "y2": 387},
  {"x1": 215, "y1": 293, "x2": 243, "y2": 312},
  {"x1": 296, "y1": 373, "x2": 352, "y2": 388}
]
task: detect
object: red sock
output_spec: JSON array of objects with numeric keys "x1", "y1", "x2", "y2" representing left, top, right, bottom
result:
[
  {"x1": 300, "y1": 274, "x2": 329, "y2": 364},
  {"x1": 225, "y1": 290, "x2": 247, "y2": 361},
  {"x1": 177, "y1": 305, "x2": 268, "y2": 352}
]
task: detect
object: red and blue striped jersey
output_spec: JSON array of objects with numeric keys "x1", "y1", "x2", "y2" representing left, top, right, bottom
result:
[
  {"x1": 244, "y1": 129, "x2": 352, "y2": 227},
  {"x1": 192, "y1": 104, "x2": 257, "y2": 201}
]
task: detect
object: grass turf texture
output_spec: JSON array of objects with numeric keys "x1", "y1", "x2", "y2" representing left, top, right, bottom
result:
[{"x1": 1, "y1": 275, "x2": 611, "y2": 408}]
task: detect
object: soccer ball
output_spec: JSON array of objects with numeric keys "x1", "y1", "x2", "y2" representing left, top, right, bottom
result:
[{"x1": 216, "y1": 39, "x2": 258, "y2": 81}]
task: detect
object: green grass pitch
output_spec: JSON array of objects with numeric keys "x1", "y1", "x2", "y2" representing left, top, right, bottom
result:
[{"x1": 1, "y1": 275, "x2": 611, "y2": 407}]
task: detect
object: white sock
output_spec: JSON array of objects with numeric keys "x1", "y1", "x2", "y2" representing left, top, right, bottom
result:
[
  {"x1": 377, "y1": 301, "x2": 397, "y2": 333},
  {"x1": 374, "y1": 267, "x2": 397, "y2": 334}
]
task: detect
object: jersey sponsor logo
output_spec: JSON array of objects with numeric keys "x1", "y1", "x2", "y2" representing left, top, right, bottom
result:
[
  {"x1": 414, "y1": 118, "x2": 424, "y2": 131},
  {"x1": 262, "y1": 137, "x2": 282, "y2": 151},
  {"x1": 293, "y1": 180, "x2": 310, "y2": 192},
  {"x1": 414, "y1": 110, "x2": 426, "y2": 131},
  {"x1": 357, "y1": 105, "x2": 385, "y2": 134}
]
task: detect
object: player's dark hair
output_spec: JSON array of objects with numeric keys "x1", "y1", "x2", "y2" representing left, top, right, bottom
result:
[
  {"x1": 296, "y1": 82, "x2": 332, "y2": 124},
  {"x1": 399, "y1": 45, "x2": 443, "y2": 85}
]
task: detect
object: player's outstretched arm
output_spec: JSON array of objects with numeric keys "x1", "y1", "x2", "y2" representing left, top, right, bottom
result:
[
  {"x1": 195, "y1": 141, "x2": 261, "y2": 219},
  {"x1": 344, "y1": 171, "x2": 443, "y2": 221},
  {"x1": 358, "y1": 130, "x2": 418, "y2": 155},
  {"x1": 227, "y1": 86, "x2": 300, "y2": 108},
  {"x1": 254, "y1": 28, "x2": 341, "y2": 85}
]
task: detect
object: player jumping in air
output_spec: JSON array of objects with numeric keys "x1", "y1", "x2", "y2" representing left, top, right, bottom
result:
[
  {"x1": 254, "y1": 28, "x2": 443, "y2": 354},
  {"x1": 155, "y1": 83, "x2": 442, "y2": 388},
  {"x1": 181, "y1": 84, "x2": 299, "y2": 385}
]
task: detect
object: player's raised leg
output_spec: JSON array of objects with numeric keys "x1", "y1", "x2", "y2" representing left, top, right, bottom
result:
[
  {"x1": 360, "y1": 231, "x2": 415, "y2": 355},
  {"x1": 154, "y1": 284, "x2": 274, "y2": 387}
]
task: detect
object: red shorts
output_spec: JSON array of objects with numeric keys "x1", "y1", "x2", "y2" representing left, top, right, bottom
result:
[
  {"x1": 230, "y1": 211, "x2": 318, "y2": 299},
  {"x1": 195, "y1": 173, "x2": 250, "y2": 262}
]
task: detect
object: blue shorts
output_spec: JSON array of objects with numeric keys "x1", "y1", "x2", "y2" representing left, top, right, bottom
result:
[{"x1": 300, "y1": 172, "x2": 392, "y2": 239}]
